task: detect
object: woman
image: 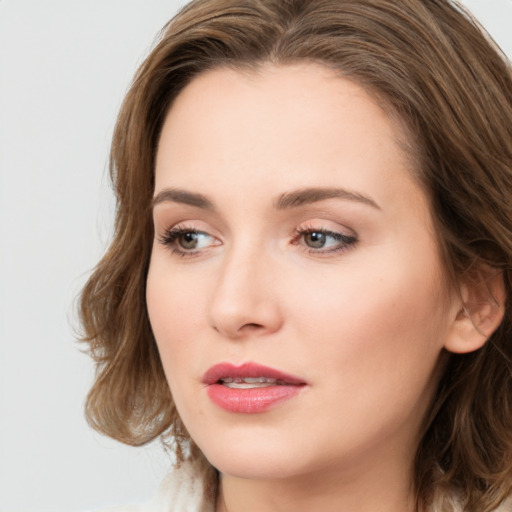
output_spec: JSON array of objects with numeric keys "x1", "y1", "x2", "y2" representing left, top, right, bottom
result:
[{"x1": 79, "y1": 0, "x2": 512, "y2": 511}]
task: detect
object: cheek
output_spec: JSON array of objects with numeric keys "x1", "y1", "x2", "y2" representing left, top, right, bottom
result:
[
  {"x1": 146, "y1": 257, "x2": 207, "y2": 381},
  {"x1": 145, "y1": 238, "x2": 452, "y2": 473},
  {"x1": 286, "y1": 249, "x2": 449, "y2": 398}
]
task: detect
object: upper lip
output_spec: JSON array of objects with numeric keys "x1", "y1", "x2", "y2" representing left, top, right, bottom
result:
[{"x1": 202, "y1": 362, "x2": 307, "y2": 385}]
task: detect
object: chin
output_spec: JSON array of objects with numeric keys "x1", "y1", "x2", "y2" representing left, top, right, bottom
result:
[
  {"x1": 195, "y1": 426, "x2": 310, "y2": 480},
  {"x1": 208, "y1": 452, "x2": 300, "y2": 481}
]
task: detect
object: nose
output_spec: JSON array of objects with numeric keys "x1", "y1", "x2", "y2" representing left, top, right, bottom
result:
[{"x1": 207, "y1": 244, "x2": 283, "y2": 339}]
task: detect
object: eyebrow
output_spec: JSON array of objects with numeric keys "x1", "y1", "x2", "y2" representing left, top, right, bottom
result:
[
  {"x1": 152, "y1": 188, "x2": 215, "y2": 210},
  {"x1": 152, "y1": 186, "x2": 380, "y2": 211},
  {"x1": 274, "y1": 187, "x2": 381, "y2": 210}
]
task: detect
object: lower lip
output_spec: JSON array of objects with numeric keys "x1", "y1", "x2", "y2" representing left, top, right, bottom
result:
[{"x1": 206, "y1": 383, "x2": 303, "y2": 413}]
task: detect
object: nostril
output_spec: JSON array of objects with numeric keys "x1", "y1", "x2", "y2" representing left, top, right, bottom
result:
[{"x1": 243, "y1": 323, "x2": 263, "y2": 330}]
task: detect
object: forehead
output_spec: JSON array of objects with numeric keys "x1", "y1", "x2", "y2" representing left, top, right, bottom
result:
[{"x1": 155, "y1": 63, "x2": 421, "y2": 211}]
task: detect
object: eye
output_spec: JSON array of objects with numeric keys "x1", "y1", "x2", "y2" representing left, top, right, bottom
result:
[
  {"x1": 158, "y1": 226, "x2": 220, "y2": 256},
  {"x1": 176, "y1": 231, "x2": 208, "y2": 250},
  {"x1": 293, "y1": 226, "x2": 357, "y2": 255},
  {"x1": 303, "y1": 231, "x2": 334, "y2": 249}
]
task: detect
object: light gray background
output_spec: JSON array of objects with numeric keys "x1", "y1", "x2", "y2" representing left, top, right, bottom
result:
[{"x1": 0, "y1": 1, "x2": 511, "y2": 511}]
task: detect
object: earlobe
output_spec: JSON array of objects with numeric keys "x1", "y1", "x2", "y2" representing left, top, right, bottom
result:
[{"x1": 444, "y1": 266, "x2": 506, "y2": 354}]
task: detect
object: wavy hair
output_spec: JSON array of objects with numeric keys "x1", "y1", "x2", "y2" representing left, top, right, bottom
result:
[{"x1": 79, "y1": 1, "x2": 512, "y2": 510}]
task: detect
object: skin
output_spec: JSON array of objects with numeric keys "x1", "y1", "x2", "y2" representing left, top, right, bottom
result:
[{"x1": 147, "y1": 63, "x2": 466, "y2": 512}]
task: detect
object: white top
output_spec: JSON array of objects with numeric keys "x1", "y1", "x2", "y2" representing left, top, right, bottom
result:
[
  {"x1": 98, "y1": 462, "x2": 512, "y2": 512},
  {"x1": 99, "y1": 461, "x2": 213, "y2": 512}
]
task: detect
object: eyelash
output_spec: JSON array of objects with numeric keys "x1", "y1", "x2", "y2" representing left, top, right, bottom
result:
[
  {"x1": 158, "y1": 226, "x2": 210, "y2": 257},
  {"x1": 291, "y1": 226, "x2": 358, "y2": 255},
  {"x1": 158, "y1": 225, "x2": 358, "y2": 257}
]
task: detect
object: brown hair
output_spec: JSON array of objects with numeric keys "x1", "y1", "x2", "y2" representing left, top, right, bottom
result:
[{"x1": 79, "y1": 1, "x2": 512, "y2": 510}]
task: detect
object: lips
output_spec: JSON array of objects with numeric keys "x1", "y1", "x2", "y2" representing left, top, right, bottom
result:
[
  {"x1": 202, "y1": 362, "x2": 306, "y2": 413},
  {"x1": 202, "y1": 362, "x2": 306, "y2": 385}
]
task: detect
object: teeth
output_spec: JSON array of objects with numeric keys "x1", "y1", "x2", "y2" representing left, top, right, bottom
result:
[
  {"x1": 244, "y1": 377, "x2": 275, "y2": 384},
  {"x1": 223, "y1": 382, "x2": 276, "y2": 389},
  {"x1": 222, "y1": 377, "x2": 278, "y2": 384},
  {"x1": 220, "y1": 377, "x2": 279, "y2": 389}
]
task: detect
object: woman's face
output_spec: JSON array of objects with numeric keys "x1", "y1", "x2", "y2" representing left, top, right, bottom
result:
[{"x1": 147, "y1": 64, "x2": 459, "y2": 481}]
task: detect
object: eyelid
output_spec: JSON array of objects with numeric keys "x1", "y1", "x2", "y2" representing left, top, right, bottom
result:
[
  {"x1": 293, "y1": 219, "x2": 357, "y2": 239},
  {"x1": 157, "y1": 221, "x2": 222, "y2": 257},
  {"x1": 291, "y1": 221, "x2": 358, "y2": 255},
  {"x1": 155, "y1": 218, "x2": 358, "y2": 258},
  {"x1": 155, "y1": 218, "x2": 220, "y2": 239}
]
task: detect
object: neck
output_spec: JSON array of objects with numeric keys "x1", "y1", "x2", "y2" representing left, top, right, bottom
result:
[{"x1": 216, "y1": 456, "x2": 422, "y2": 512}]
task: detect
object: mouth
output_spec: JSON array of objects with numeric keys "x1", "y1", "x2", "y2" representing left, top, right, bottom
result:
[
  {"x1": 202, "y1": 362, "x2": 306, "y2": 386},
  {"x1": 202, "y1": 362, "x2": 307, "y2": 413},
  {"x1": 219, "y1": 377, "x2": 289, "y2": 389}
]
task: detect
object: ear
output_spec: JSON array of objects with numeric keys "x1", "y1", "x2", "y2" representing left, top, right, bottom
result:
[{"x1": 444, "y1": 265, "x2": 506, "y2": 354}]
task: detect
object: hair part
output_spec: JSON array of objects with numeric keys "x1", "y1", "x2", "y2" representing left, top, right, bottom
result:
[{"x1": 79, "y1": 1, "x2": 512, "y2": 510}]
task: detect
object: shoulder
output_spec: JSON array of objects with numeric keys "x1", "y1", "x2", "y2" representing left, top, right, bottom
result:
[{"x1": 92, "y1": 460, "x2": 214, "y2": 512}]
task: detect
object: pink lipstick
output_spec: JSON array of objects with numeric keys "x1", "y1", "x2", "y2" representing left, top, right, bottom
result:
[{"x1": 202, "y1": 362, "x2": 306, "y2": 413}]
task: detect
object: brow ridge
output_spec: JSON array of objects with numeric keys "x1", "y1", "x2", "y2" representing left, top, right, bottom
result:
[
  {"x1": 274, "y1": 187, "x2": 381, "y2": 210},
  {"x1": 152, "y1": 186, "x2": 380, "y2": 211},
  {"x1": 152, "y1": 188, "x2": 215, "y2": 210}
]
